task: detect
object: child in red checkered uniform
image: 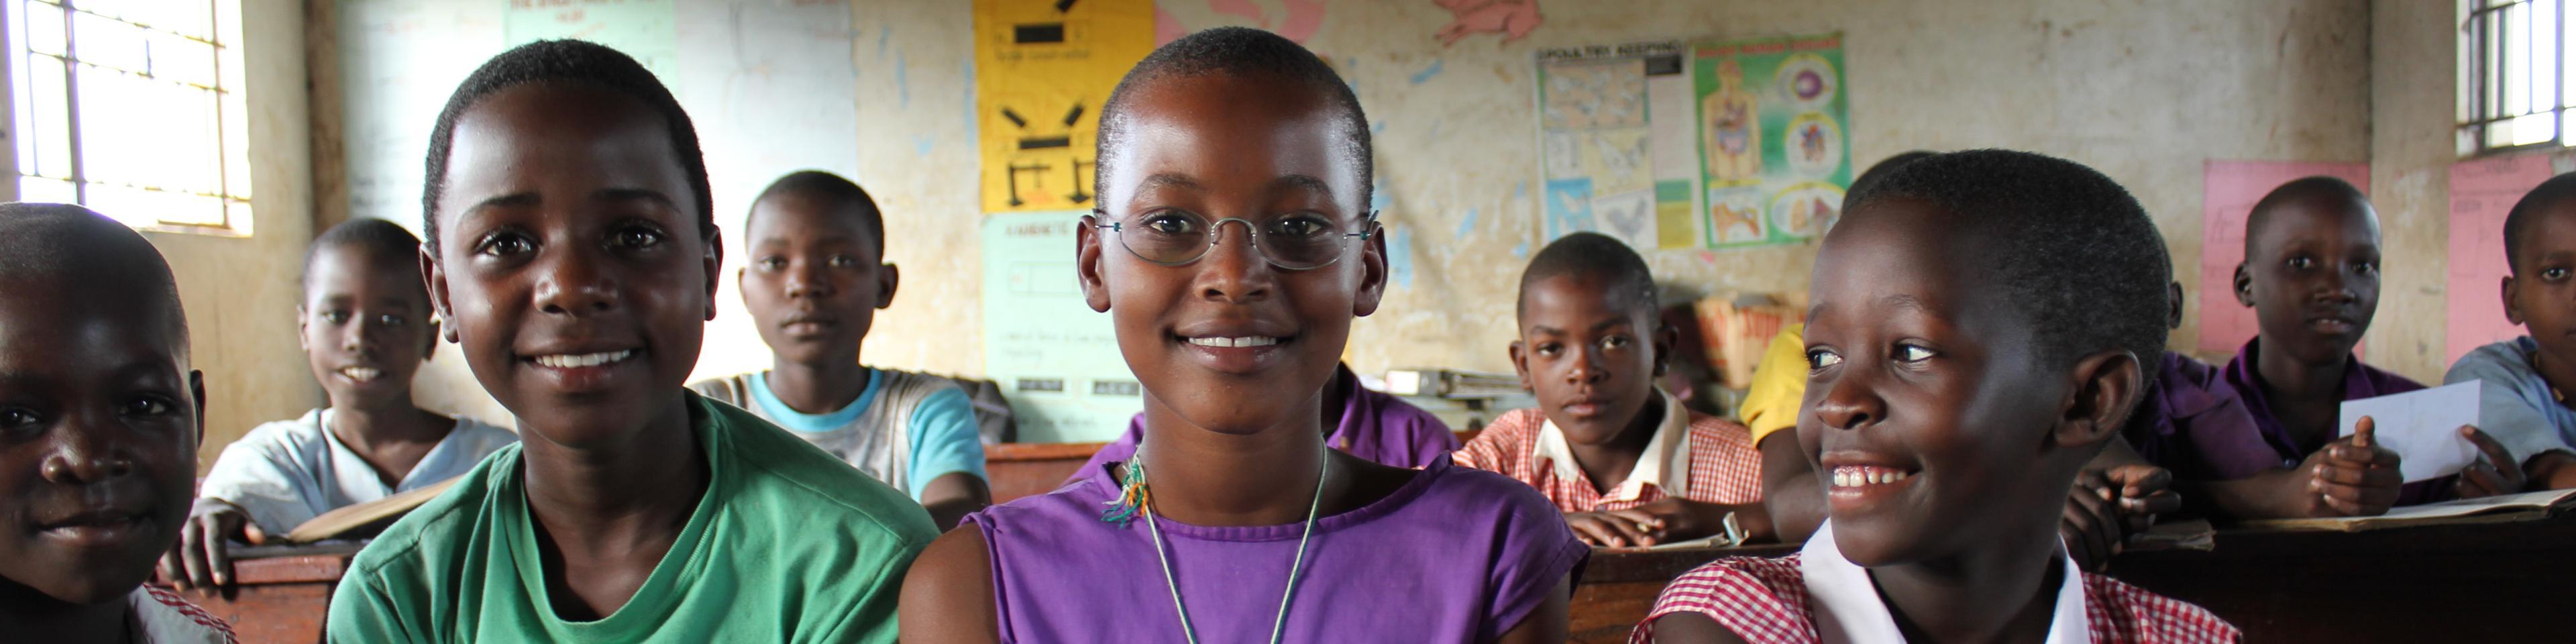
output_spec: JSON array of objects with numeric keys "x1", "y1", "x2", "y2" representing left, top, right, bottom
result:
[
  {"x1": 1634, "y1": 151, "x2": 2239, "y2": 643},
  {"x1": 1454, "y1": 232, "x2": 1770, "y2": 548}
]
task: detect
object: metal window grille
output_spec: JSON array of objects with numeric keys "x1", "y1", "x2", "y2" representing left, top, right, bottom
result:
[{"x1": 3, "y1": 0, "x2": 249, "y2": 233}]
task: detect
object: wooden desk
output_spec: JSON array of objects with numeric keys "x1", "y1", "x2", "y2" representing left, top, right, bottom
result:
[
  {"x1": 1573, "y1": 513, "x2": 2576, "y2": 643},
  {"x1": 171, "y1": 543, "x2": 362, "y2": 644}
]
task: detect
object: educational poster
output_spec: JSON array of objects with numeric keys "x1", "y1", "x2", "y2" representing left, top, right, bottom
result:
[
  {"x1": 503, "y1": 0, "x2": 678, "y2": 81},
  {"x1": 1693, "y1": 33, "x2": 1850, "y2": 250},
  {"x1": 973, "y1": 0, "x2": 1154, "y2": 214},
  {"x1": 1533, "y1": 40, "x2": 1693, "y2": 250},
  {"x1": 2446, "y1": 152, "x2": 2558, "y2": 364},
  {"x1": 980, "y1": 211, "x2": 1137, "y2": 443},
  {"x1": 2194, "y1": 160, "x2": 2370, "y2": 357}
]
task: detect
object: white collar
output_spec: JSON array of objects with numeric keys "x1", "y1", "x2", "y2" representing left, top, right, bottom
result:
[
  {"x1": 1532, "y1": 390, "x2": 1694, "y2": 501},
  {"x1": 1801, "y1": 521, "x2": 2091, "y2": 644}
]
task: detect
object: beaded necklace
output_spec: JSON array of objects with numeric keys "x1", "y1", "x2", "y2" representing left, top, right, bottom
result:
[{"x1": 1104, "y1": 445, "x2": 1328, "y2": 644}]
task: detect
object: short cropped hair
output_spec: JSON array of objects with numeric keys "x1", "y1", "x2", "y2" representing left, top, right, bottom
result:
[
  {"x1": 0, "y1": 203, "x2": 189, "y2": 354},
  {"x1": 1517, "y1": 232, "x2": 1656, "y2": 319},
  {"x1": 748, "y1": 170, "x2": 885, "y2": 256},
  {"x1": 2243, "y1": 175, "x2": 2369, "y2": 257},
  {"x1": 1097, "y1": 27, "x2": 1371, "y2": 211},
  {"x1": 421, "y1": 40, "x2": 712, "y2": 258},
  {"x1": 2504, "y1": 172, "x2": 2576, "y2": 270},
  {"x1": 303, "y1": 217, "x2": 426, "y2": 292},
  {"x1": 1843, "y1": 150, "x2": 1937, "y2": 209},
  {"x1": 1845, "y1": 150, "x2": 2171, "y2": 378}
]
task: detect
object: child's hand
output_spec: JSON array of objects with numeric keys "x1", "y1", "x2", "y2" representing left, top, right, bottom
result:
[
  {"x1": 2304, "y1": 416, "x2": 2404, "y2": 517},
  {"x1": 2455, "y1": 425, "x2": 2528, "y2": 498},
  {"x1": 1599, "y1": 498, "x2": 1737, "y2": 547},
  {"x1": 2058, "y1": 466, "x2": 2179, "y2": 572},
  {"x1": 158, "y1": 498, "x2": 262, "y2": 591},
  {"x1": 1562, "y1": 511, "x2": 1657, "y2": 548}
]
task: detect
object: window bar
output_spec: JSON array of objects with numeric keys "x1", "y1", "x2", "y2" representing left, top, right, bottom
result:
[
  {"x1": 2555, "y1": 0, "x2": 2564, "y2": 146},
  {"x1": 207, "y1": 0, "x2": 226, "y2": 228},
  {"x1": 2473, "y1": 0, "x2": 2487, "y2": 146},
  {"x1": 56, "y1": 0, "x2": 83, "y2": 205}
]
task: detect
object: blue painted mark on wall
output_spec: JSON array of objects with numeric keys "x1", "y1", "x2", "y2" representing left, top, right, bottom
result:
[
  {"x1": 1454, "y1": 207, "x2": 1479, "y2": 240},
  {"x1": 1512, "y1": 241, "x2": 1529, "y2": 258},
  {"x1": 1371, "y1": 177, "x2": 1392, "y2": 213},
  {"x1": 1514, "y1": 180, "x2": 1528, "y2": 201},
  {"x1": 896, "y1": 53, "x2": 910, "y2": 108},
  {"x1": 914, "y1": 135, "x2": 934, "y2": 157},
  {"x1": 961, "y1": 58, "x2": 977, "y2": 144},
  {"x1": 1409, "y1": 58, "x2": 1445, "y2": 85},
  {"x1": 1387, "y1": 226, "x2": 1414, "y2": 288},
  {"x1": 1371, "y1": 120, "x2": 1387, "y2": 135},
  {"x1": 877, "y1": 25, "x2": 890, "y2": 56}
]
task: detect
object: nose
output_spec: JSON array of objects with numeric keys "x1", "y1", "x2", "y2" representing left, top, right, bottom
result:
[
  {"x1": 533, "y1": 246, "x2": 619, "y2": 317},
  {"x1": 1196, "y1": 219, "x2": 1274, "y2": 304},
  {"x1": 1565, "y1": 345, "x2": 1609, "y2": 384},
  {"x1": 2310, "y1": 268, "x2": 2357, "y2": 305},
  {"x1": 40, "y1": 415, "x2": 136, "y2": 485},
  {"x1": 785, "y1": 258, "x2": 835, "y2": 301},
  {"x1": 1810, "y1": 369, "x2": 1884, "y2": 432}
]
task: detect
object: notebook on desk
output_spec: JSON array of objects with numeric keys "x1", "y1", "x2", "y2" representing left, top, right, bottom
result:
[
  {"x1": 282, "y1": 478, "x2": 459, "y2": 543},
  {"x1": 2236, "y1": 488, "x2": 2576, "y2": 533}
]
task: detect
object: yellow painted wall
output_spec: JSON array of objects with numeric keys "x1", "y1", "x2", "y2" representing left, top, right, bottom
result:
[
  {"x1": 152, "y1": 0, "x2": 322, "y2": 466},
  {"x1": 307, "y1": 0, "x2": 2386, "y2": 436}
]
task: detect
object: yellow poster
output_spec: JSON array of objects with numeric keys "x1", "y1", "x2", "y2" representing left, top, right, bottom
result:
[{"x1": 973, "y1": 0, "x2": 1153, "y2": 214}]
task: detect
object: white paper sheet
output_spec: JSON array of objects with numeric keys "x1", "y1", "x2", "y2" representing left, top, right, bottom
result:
[{"x1": 2337, "y1": 381, "x2": 2483, "y2": 482}]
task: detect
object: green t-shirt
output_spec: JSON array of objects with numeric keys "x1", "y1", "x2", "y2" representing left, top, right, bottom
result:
[{"x1": 326, "y1": 392, "x2": 937, "y2": 643}]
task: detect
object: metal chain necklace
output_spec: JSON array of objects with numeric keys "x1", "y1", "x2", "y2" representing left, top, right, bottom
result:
[{"x1": 1118, "y1": 444, "x2": 1329, "y2": 644}]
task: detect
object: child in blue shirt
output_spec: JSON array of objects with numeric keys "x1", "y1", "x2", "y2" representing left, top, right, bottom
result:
[
  {"x1": 690, "y1": 170, "x2": 988, "y2": 528},
  {"x1": 2443, "y1": 172, "x2": 2576, "y2": 491}
]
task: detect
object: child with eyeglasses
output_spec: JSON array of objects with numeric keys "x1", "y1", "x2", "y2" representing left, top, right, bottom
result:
[{"x1": 900, "y1": 27, "x2": 1585, "y2": 643}]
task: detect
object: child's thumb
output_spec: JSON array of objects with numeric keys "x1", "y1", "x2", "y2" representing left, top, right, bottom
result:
[
  {"x1": 244, "y1": 523, "x2": 270, "y2": 545},
  {"x1": 2353, "y1": 416, "x2": 2375, "y2": 448}
]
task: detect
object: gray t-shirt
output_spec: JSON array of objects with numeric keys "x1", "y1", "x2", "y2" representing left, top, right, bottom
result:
[{"x1": 199, "y1": 409, "x2": 517, "y2": 535}]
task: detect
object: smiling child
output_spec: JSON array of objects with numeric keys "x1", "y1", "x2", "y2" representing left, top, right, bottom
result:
[
  {"x1": 691, "y1": 170, "x2": 990, "y2": 529},
  {"x1": 2442, "y1": 172, "x2": 2576, "y2": 491},
  {"x1": 0, "y1": 204, "x2": 235, "y2": 643},
  {"x1": 1633, "y1": 150, "x2": 2237, "y2": 643},
  {"x1": 901, "y1": 28, "x2": 1584, "y2": 644},
  {"x1": 1456, "y1": 232, "x2": 1767, "y2": 548},
  {"x1": 175, "y1": 219, "x2": 514, "y2": 590},
  {"x1": 325, "y1": 40, "x2": 934, "y2": 643}
]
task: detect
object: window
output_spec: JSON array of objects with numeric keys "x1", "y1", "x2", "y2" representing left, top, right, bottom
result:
[
  {"x1": 2461, "y1": 0, "x2": 2574, "y2": 156},
  {"x1": 2, "y1": 0, "x2": 248, "y2": 233}
]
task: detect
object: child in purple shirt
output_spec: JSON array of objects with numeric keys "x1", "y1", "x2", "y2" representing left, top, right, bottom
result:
[
  {"x1": 1072, "y1": 363, "x2": 1457, "y2": 485},
  {"x1": 899, "y1": 28, "x2": 1585, "y2": 644},
  {"x1": 2204, "y1": 176, "x2": 2527, "y2": 518}
]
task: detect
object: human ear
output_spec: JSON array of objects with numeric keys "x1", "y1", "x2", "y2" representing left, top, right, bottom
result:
[
  {"x1": 422, "y1": 317, "x2": 440, "y2": 360},
  {"x1": 1077, "y1": 214, "x2": 1112, "y2": 313},
  {"x1": 296, "y1": 306, "x2": 311, "y2": 352},
  {"x1": 189, "y1": 370, "x2": 207, "y2": 449},
  {"x1": 420, "y1": 248, "x2": 459, "y2": 343},
  {"x1": 701, "y1": 229, "x2": 724, "y2": 322},
  {"x1": 1352, "y1": 219, "x2": 1388, "y2": 317},
  {"x1": 1652, "y1": 320, "x2": 1680, "y2": 377},
  {"x1": 876, "y1": 264, "x2": 901, "y2": 310},
  {"x1": 2504, "y1": 274, "x2": 2526, "y2": 326},
  {"x1": 1509, "y1": 339, "x2": 1534, "y2": 391},
  {"x1": 2233, "y1": 263, "x2": 2255, "y2": 308},
  {"x1": 2052, "y1": 350, "x2": 2143, "y2": 450}
]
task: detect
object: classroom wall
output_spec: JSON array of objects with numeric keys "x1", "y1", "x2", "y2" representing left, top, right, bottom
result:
[
  {"x1": 2367, "y1": 0, "x2": 2465, "y2": 384},
  {"x1": 309, "y1": 0, "x2": 2377, "y2": 433},
  {"x1": 157, "y1": 0, "x2": 321, "y2": 466}
]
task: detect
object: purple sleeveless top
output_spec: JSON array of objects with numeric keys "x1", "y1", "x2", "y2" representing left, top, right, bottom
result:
[{"x1": 965, "y1": 458, "x2": 1589, "y2": 643}]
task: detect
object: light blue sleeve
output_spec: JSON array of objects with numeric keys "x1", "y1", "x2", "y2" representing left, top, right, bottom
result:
[
  {"x1": 2445, "y1": 351, "x2": 2576, "y2": 465},
  {"x1": 905, "y1": 387, "x2": 988, "y2": 500}
]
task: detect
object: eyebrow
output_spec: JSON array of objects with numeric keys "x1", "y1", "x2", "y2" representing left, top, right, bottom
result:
[
  {"x1": 463, "y1": 188, "x2": 682, "y2": 215},
  {"x1": 1271, "y1": 174, "x2": 1335, "y2": 199},
  {"x1": 1137, "y1": 173, "x2": 1204, "y2": 193}
]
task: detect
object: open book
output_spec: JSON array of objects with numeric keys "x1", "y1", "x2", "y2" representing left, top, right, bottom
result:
[
  {"x1": 281, "y1": 478, "x2": 459, "y2": 543},
  {"x1": 2235, "y1": 488, "x2": 2576, "y2": 533}
]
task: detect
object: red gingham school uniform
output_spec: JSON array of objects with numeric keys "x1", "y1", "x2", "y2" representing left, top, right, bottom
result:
[
  {"x1": 1452, "y1": 394, "x2": 1762, "y2": 513},
  {"x1": 1627, "y1": 555, "x2": 2242, "y2": 644},
  {"x1": 138, "y1": 584, "x2": 241, "y2": 643}
]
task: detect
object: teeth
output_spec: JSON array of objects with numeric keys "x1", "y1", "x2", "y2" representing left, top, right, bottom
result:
[
  {"x1": 535, "y1": 350, "x2": 635, "y2": 368},
  {"x1": 1833, "y1": 466, "x2": 1913, "y2": 488},
  {"x1": 340, "y1": 367, "x2": 380, "y2": 382},
  {"x1": 1186, "y1": 336, "x2": 1281, "y2": 348}
]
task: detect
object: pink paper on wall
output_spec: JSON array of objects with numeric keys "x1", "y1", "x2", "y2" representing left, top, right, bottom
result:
[
  {"x1": 2197, "y1": 160, "x2": 2373, "y2": 356},
  {"x1": 2445, "y1": 152, "x2": 2559, "y2": 365}
]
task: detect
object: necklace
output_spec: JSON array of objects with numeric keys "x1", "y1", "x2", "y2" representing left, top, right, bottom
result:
[{"x1": 1113, "y1": 445, "x2": 1329, "y2": 644}]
